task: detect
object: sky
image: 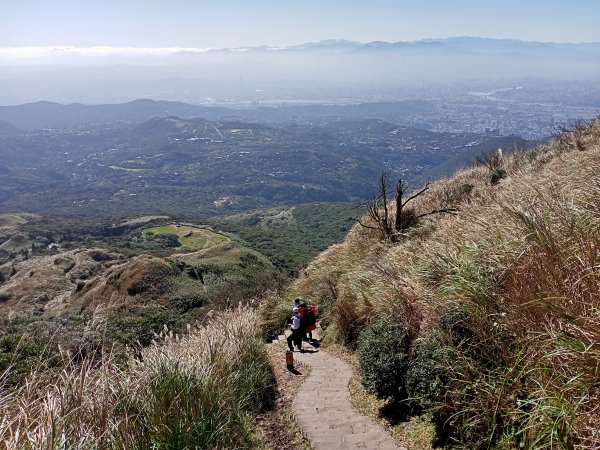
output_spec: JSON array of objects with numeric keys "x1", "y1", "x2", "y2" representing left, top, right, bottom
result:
[{"x1": 1, "y1": 0, "x2": 600, "y2": 50}]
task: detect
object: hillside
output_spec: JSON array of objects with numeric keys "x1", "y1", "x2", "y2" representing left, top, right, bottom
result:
[
  {"x1": 0, "y1": 217, "x2": 279, "y2": 385},
  {"x1": 208, "y1": 202, "x2": 366, "y2": 274},
  {"x1": 281, "y1": 118, "x2": 600, "y2": 448},
  {"x1": 0, "y1": 120, "x2": 22, "y2": 136},
  {"x1": 0, "y1": 115, "x2": 525, "y2": 219},
  {"x1": 0, "y1": 306, "x2": 273, "y2": 449}
]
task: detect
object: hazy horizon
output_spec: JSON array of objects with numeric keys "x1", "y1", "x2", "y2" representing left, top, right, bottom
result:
[
  {"x1": 2, "y1": 34, "x2": 600, "y2": 64},
  {"x1": 2, "y1": 2, "x2": 600, "y2": 106}
]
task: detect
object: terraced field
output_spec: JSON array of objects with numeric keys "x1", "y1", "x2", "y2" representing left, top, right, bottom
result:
[{"x1": 144, "y1": 224, "x2": 229, "y2": 250}]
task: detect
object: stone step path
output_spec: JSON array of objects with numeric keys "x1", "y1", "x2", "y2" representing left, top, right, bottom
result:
[{"x1": 275, "y1": 332, "x2": 405, "y2": 450}]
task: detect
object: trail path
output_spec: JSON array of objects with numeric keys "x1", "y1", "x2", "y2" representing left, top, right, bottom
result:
[{"x1": 275, "y1": 332, "x2": 405, "y2": 450}]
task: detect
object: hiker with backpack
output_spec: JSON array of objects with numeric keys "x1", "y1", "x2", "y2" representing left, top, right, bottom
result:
[
  {"x1": 304, "y1": 304, "x2": 318, "y2": 341},
  {"x1": 287, "y1": 307, "x2": 304, "y2": 352}
]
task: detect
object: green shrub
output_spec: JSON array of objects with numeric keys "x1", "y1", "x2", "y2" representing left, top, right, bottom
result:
[
  {"x1": 149, "y1": 232, "x2": 181, "y2": 248},
  {"x1": 357, "y1": 320, "x2": 411, "y2": 400},
  {"x1": 440, "y1": 303, "x2": 474, "y2": 347},
  {"x1": 0, "y1": 333, "x2": 62, "y2": 386},
  {"x1": 405, "y1": 332, "x2": 457, "y2": 410},
  {"x1": 440, "y1": 302, "x2": 511, "y2": 370},
  {"x1": 446, "y1": 182, "x2": 474, "y2": 205},
  {"x1": 490, "y1": 168, "x2": 507, "y2": 185},
  {"x1": 106, "y1": 307, "x2": 179, "y2": 345}
]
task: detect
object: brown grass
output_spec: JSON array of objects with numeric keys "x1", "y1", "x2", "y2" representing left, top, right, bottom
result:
[{"x1": 0, "y1": 307, "x2": 274, "y2": 450}]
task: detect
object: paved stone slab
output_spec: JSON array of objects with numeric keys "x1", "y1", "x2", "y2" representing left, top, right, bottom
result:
[{"x1": 289, "y1": 343, "x2": 406, "y2": 450}]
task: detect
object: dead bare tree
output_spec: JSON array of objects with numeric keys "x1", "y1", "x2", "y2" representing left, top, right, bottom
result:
[
  {"x1": 354, "y1": 172, "x2": 459, "y2": 242},
  {"x1": 367, "y1": 172, "x2": 394, "y2": 238}
]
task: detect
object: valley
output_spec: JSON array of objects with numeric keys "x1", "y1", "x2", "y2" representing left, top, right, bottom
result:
[{"x1": 0, "y1": 105, "x2": 528, "y2": 219}]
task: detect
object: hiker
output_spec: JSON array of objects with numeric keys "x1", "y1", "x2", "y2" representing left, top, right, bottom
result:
[
  {"x1": 287, "y1": 307, "x2": 303, "y2": 351},
  {"x1": 292, "y1": 297, "x2": 301, "y2": 312},
  {"x1": 304, "y1": 304, "x2": 318, "y2": 341},
  {"x1": 297, "y1": 303, "x2": 309, "y2": 341}
]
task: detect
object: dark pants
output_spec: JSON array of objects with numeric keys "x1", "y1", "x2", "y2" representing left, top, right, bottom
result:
[{"x1": 287, "y1": 329, "x2": 303, "y2": 351}]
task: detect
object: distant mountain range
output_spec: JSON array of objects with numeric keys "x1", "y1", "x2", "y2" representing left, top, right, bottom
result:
[
  {"x1": 1, "y1": 37, "x2": 599, "y2": 106},
  {"x1": 0, "y1": 99, "x2": 434, "y2": 131},
  {"x1": 246, "y1": 37, "x2": 600, "y2": 54},
  {"x1": 2, "y1": 37, "x2": 599, "y2": 59}
]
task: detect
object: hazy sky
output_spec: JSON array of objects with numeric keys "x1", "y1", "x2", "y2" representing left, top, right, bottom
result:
[{"x1": 1, "y1": 0, "x2": 600, "y2": 48}]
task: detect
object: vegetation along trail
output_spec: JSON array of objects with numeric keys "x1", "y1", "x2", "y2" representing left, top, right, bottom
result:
[{"x1": 282, "y1": 330, "x2": 405, "y2": 450}]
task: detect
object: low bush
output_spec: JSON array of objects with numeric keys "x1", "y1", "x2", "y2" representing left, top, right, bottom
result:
[
  {"x1": 405, "y1": 331, "x2": 457, "y2": 410},
  {"x1": 439, "y1": 303, "x2": 474, "y2": 346},
  {"x1": 357, "y1": 319, "x2": 411, "y2": 400},
  {"x1": 105, "y1": 306, "x2": 180, "y2": 345},
  {"x1": 0, "y1": 333, "x2": 63, "y2": 385},
  {"x1": 490, "y1": 168, "x2": 506, "y2": 185}
]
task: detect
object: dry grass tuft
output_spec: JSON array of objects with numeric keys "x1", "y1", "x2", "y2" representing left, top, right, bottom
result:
[{"x1": 0, "y1": 307, "x2": 273, "y2": 450}]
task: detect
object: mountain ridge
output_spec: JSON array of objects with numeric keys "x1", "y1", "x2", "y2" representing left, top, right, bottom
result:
[
  {"x1": 3, "y1": 37, "x2": 600, "y2": 56},
  {"x1": 0, "y1": 99, "x2": 438, "y2": 130}
]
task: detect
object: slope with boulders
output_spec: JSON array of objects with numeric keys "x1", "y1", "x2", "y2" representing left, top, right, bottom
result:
[{"x1": 277, "y1": 118, "x2": 600, "y2": 448}]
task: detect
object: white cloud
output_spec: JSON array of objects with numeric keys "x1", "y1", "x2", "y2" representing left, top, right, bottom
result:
[{"x1": 0, "y1": 46, "x2": 215, "y2": 59}]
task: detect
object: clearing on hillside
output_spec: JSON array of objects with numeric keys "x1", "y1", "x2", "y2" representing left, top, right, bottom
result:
[
  {"x1": 120, "y1": 215, "x2": 170, "y2": 226},
  {"x1": 143, "y1": 224, "x2": 230, "y2": 250},
  {"x1": 0, "y1": 214, "x2": 28, "y2": 228}
]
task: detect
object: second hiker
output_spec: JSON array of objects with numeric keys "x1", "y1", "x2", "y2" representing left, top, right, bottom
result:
[{"x1": 287, "y1": 307, "x2": 303, "y2": 351}]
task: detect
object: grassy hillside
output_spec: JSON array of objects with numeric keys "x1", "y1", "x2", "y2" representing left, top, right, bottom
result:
[
  {"x1": 208, "y1": 202, "x2": 366, "y2": 274},
  {"x1": 143, "y1": 223, "x2": 230, "y2": 250},
  {"x1": 0, "y1": 307, "x2": 273, "y2": 450},
  {"x1": 277, "y1": 118, "x2": 600, "y2": 448},
  {"x1": 0, "y1": 219, "x2": 280, "y2": 385}
]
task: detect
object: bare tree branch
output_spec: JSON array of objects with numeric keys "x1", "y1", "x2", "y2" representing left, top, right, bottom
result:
[
  {"x1": 417, "y1": 208, "x2": 459, "y2": 219},
  {"x1": 355, "y1": 172, "x2": 459, "y2": 242},
  {"x1": 403, "y1": 183, "x2": 430, "y2": 206},
  {"x1": 349, "y1": 218, "x2": 380, "y2": 230}
]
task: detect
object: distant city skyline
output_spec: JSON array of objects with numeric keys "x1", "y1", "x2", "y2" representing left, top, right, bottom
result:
[{"x1": 1, "y1": 0, "x2": 600, "y2": 50}]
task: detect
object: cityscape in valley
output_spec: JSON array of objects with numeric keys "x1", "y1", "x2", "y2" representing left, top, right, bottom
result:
[
  {"x1": 1, "y1": 1, "x2": 600, "y2": 449},
  {"x1": 2, "y1": 38, "x2": 600, "y2": 141}
]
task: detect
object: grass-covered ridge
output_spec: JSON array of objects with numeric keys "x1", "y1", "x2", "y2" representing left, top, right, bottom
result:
[
  {"x1": 0, "y1": 222, "x2": 279, "y2": 386},
  {"x1": 281, "y1": 118, "x2": 600, "y2": 448}
]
